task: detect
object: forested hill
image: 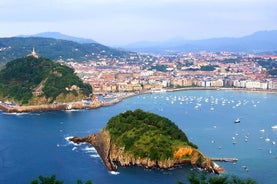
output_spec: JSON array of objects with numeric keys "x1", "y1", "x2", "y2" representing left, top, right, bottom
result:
[
  {"x1": 70, "y1": 109, "x2": 223, "y2": 173},
  {"x1": 105, "y1": 109, "x2": 198, "y2": 161},
  {"x1": 0, "y1": 37, "x2": 133, "y2": 63},
  {"x1": 0, "y1": 56, "x2": 92, "y2": 105}
]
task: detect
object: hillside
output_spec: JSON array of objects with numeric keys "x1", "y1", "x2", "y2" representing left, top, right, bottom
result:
[
  {"x1": 70, "y1": 109, "x2": 223, "y2": 173},
  {"x1": 0, "y1": 56, "x2": 92, "y2": 105},
  {"x1": 105, "y1": 109, "x2": 197, "y2": 160},
  {"x1": 0, "y1": 37, "x2": 133, "y2": 63}
]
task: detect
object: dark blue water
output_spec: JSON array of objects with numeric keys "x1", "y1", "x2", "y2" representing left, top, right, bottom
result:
[{"x1": 0, "y1": 90, "x2": 276, "y2": 184}]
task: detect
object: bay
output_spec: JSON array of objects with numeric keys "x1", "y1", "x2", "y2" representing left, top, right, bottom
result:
[{"x1": 0, "y1": 90, "x2": 276, "y2": 184}]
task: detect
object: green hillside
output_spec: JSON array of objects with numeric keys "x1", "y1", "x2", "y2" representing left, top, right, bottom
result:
[
  {"x1": 0, "y1": 56, "x2": 92, "y2": 104},
  {"x1": 0, "y1": 37, "x2": 133, "y2": 63},
  {"x1": 105, "y1": 109, "x2": 197, "y2": 161}
]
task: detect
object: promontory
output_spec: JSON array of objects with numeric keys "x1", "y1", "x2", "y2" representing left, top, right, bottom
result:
[
  {"x1": 70, "y1": 109, "x2": 224, "y2": 173},
  {"x1": 0, "y1": 55, "x2": 93, "y2": 112}
]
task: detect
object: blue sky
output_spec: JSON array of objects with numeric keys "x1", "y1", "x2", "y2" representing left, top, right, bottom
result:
[{"x1": 0, "y1": 0, "x2": 276, "y2": 45}]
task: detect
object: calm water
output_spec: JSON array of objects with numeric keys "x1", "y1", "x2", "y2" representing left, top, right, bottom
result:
[{"x1": 0, "y1": 90, "x2": 276, "y2": 184}]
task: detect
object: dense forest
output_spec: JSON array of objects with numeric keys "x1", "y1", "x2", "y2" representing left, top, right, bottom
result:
[
  {"x1": 105, "y1": 109, "x2": 197, "y2": 161},
  {"x1": 0, "y1": 56, "x2": 92, "y2": 104}
]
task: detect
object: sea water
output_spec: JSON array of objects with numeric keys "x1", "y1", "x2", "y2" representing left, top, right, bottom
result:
[{"x1": 0, "y1": 90, "x2": 276, "y2": 184}]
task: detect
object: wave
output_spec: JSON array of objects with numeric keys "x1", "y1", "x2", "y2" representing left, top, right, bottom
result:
[
  {"x1": 64, "y1": 136, "x2": 85, "y2": 146},
  {"x1": 65, "y1": 136, "x2": 74, "y2": 141},
  {"x1": 64, "y1": 136, "x2": 101, "y2": 160},
  {"x1": 90, "y1": 154, "x2": 100, "y2": 158},
  {"x1": 82, "y1": 146, "x2": 97, "y2": 153},
  {"x1": 83, "y1": 146, "x2": 100, "y2": 158},
  {"x1": 65, "y1": 109, "x2": 85, "y2": 112},
  {"x1": 3, "y1": 112, "x2": 30, "y2": 116},
  {"x1": 109, "y1": 171, "x2": 120, "y2": 175}
]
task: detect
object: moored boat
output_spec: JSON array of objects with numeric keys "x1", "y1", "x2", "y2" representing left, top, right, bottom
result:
[{"x1": 234, "y1": 118, "x2": 240, "y2": 123}]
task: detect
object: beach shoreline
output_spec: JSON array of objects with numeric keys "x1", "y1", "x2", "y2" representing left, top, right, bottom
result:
[
  {"x1": 1, "y1": 87, "x2": 277, "y2": 113},
  {"x1": 0, "y1": 92, "x2": 137, "y2": 113}
]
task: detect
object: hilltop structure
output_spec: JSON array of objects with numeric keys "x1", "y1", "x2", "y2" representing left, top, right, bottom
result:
[{"x1": 27, "y1": 48, "x2": 39, "y2": 58}]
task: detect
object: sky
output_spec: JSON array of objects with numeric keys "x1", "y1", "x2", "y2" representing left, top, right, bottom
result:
[{"x1": 0, "y1": 0, "x2": 276, "y2": 45}]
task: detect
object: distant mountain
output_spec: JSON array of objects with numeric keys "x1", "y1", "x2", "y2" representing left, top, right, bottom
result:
[
  {"x1": 0, "y1": 37, "x2": 133, "y2": 63},
  {"x1": 18, "y1": 32, "x2": 97, "y2": 44},
  {"x1": 123, "y1": 30, "x2": 277, "y2": 53}
]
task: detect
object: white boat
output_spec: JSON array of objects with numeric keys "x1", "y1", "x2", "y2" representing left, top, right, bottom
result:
[
  {"x1": 150, "y1": 88, "x2": 166, "y2": 93},
  {"x1": 234, "y1": 118, "x2": 240, "y2": 123},
  {"x1": 272, "y1": 125, "x2": 277, "y2": 130}
]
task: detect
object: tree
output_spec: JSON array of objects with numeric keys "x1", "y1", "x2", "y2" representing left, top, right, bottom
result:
[
  {"x1": 178, "y1": 170, "x2": 257, "y2": 184},
  {"x1": 31, "y1": 174, "x2": 93, "y2": 184},
  {"x1": 31, "y1": 174, "x2": 63, "y2": 184}
]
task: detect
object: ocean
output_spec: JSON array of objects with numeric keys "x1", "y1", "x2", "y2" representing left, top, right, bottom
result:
[{"x1": 0, "y1": 90, "x2": 276, "y2": 184}]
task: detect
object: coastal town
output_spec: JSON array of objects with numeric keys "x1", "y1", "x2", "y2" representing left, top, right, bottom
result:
[
  {"x1": 63, "y1": 51, "x2": 277, "y2": 94},
  {"x1": 1, "y1": 49, "x2": 277, "y2": 113}
]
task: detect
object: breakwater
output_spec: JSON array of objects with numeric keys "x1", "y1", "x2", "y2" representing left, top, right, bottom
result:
[{"x1": 211, "y1": 158, "x2": 238, "y2": 162}]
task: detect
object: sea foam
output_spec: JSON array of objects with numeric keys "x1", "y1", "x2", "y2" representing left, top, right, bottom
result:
[
  {"x1": 110, "y1": 171, "x2": 120, "y2": 175},
  {"x1": 90, "y1": 154, "x2": 100, "y2": 158},
  {"x1": 82, "y1": 146, "x2": 97, "y2": 153},
  {"x1": 64, "y1": 136, "x2": 85, "y2": 146}
]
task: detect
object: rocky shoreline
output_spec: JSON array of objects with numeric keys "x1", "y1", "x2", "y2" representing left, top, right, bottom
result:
[{"x1": 69, "y1": 130, "x2": 224, "y2": 174}]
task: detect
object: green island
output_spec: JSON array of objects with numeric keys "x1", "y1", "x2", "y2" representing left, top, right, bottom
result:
[
  {"x1": 106, "y1": 109, "x2": 198, "y2": 161},
  {"x1": 70, "y1": 109, "x2": 224, "y2": 174}
]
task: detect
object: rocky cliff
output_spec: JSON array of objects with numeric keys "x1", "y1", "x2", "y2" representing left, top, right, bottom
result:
[
  {"x1": 70, "y1": 129, "x2": 224, "y2": 174},
  {"x1": 70, "y1": 109, "x2": 224, "y2": 173}
]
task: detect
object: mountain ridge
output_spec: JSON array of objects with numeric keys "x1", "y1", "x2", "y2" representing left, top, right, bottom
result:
[
  {"x1": 18, "y1": 32, "x2": 98, "y2": 44},
  {"x1": 123, "y1": 30, "x2": 277, "y2": 53}
]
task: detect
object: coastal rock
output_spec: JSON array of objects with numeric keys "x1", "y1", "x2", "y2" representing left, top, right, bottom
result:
[{"x1": 70, "y1": 129, "x2": 224, "y2": 173}]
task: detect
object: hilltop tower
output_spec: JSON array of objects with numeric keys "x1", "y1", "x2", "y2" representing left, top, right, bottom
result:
[{"x1": 27, "y1": 48, "x2": 39, "y2": 58}]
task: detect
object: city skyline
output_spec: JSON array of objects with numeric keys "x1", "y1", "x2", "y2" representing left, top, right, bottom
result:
[{"x1": 0, "y1": 0, "x2": 276, "y2": 45}]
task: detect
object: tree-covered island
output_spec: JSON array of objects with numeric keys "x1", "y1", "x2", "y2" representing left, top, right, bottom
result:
[{"x1": 70, "y1": 109, "x2": 224, "y2": 174}]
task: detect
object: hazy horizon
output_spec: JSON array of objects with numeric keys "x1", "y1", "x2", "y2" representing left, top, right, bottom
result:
[{"x1": 0, "y1": 0, "x2": 276, "y2": 45}]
